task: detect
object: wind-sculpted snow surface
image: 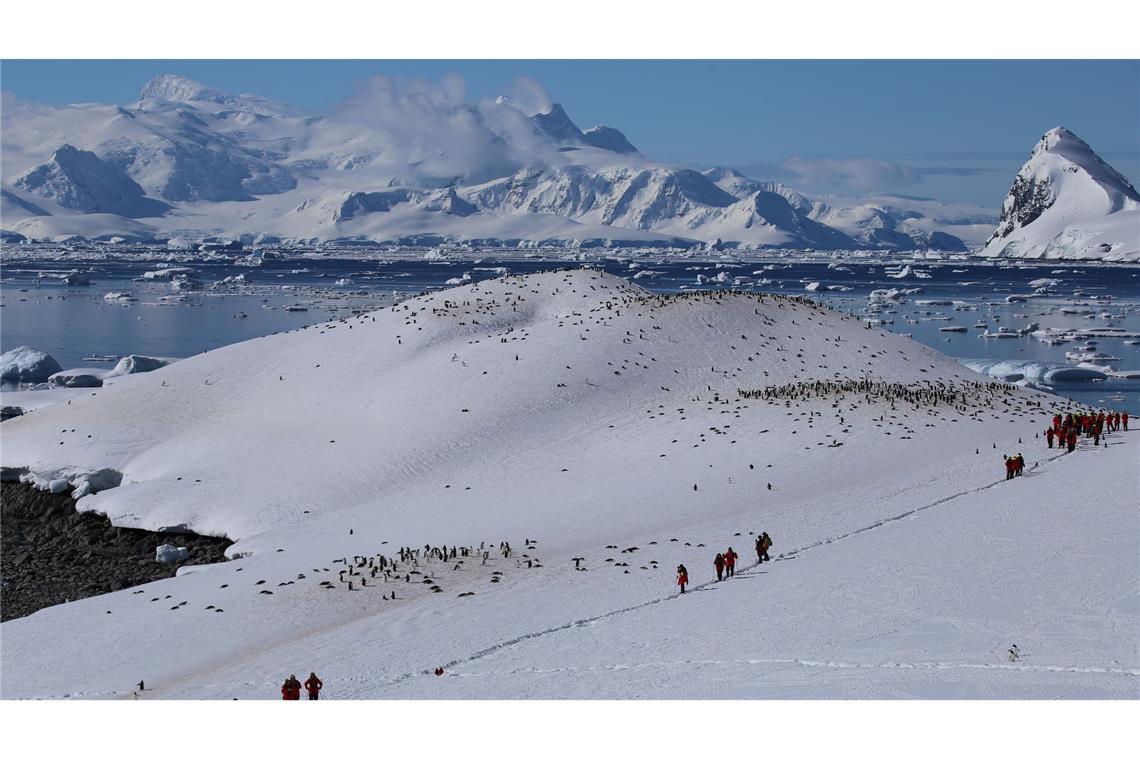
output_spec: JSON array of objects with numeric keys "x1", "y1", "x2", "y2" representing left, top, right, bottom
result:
[{"x1": 1, "y1": 270, "x2": 1133, "y2": 700}]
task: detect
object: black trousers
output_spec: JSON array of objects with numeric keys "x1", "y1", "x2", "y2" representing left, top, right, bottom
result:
[{"x1": 308, "y1": 692, "x2": 319, "y2": 700}]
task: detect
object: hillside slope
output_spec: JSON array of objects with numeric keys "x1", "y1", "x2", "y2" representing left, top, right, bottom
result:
[{"x1": 3, "y1": 270, "x2": 1130, "y2": 699}]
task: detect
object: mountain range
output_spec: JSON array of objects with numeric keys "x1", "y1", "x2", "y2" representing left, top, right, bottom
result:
[{"x1": 0, "y1": 76, "x2": 1134, "y2": 259}]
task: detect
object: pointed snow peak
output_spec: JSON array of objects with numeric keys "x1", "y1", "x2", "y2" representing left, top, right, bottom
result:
[
  {"x1": 532, "y1": 103, "x2": 585, "y2": 144},
  {"x1": 1032, "y1": 126, "x2": 1089, "y2": 158},
  {"x1": 1027, "y1": 126, "x2": 1139, "y2": 200}
]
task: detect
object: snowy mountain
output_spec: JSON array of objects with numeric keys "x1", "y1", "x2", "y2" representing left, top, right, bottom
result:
[
  {"x1": 2, "y1": 76, "x2": 976, "y2": 251},
  {"x1": 15, "y1": 145, "x2": 171, "y2": 218},
  {"x1": 2, "y1": 269, "x2": 1132, "y2": 699},
  {"x1": 979, "y1": 127, "x2": 1140, "y2": 261}
]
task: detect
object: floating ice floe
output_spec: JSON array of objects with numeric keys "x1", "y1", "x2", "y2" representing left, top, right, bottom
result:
[{"x1": 960, "y1": 358, "x2": 1108, "y2": 384}]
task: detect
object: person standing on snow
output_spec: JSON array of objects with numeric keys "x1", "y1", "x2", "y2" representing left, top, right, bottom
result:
[
  {"x1": 755, "y1": 535, "x2": 765, "y2": 563},
  {"x1": 676, "y1": 564, "x2": 689, "y2": 593},
  {"x1": 304, "y1": 672, "x2": 323, "y2": 700},
  {"x1": 760, "y1": 532, "x2": 772, "y2": 563},
  {"x1": 1045, "y1": 427, "x2": 1054, "y2": 449},
  {"x1": 724, "y1": 547, "x2": 738, "y2": 577},
  {"x1": 281, "y1": 675, "x2": 302, "y2": 700},
  {"x1": 714, "y1": 553, "x2": 725, "y2": 581}
]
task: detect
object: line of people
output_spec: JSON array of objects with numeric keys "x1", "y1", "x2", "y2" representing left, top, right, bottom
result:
[
  {"x1": 1045, "y1": 410, "x2": 1127, "y2": 451},
  {"x1": 676, "y1": 532, "x2": 773, "y2": 592}
]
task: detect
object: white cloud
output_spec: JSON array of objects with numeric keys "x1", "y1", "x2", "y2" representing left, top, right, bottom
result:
[
  {"x1": 778, "y1": 156, "x2": 920, "y2": 190},
  {"x1": 330, "y1": 74, "x2": 558, "y2": 186}
]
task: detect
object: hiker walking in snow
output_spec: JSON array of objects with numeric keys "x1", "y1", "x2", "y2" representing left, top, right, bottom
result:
[
  {"x1": 281, "y1": 675, "x2": 302, "y2": 700},
  {"x1": 676, "y1": 564, "x2": 689, "y2": 593},
  {"x1": 714, "y1": 553, "x2": 725, "y2": 581},
  {"x1": 1003, "y1": 455, "x2": 1014, "y2": 480},
  {"x1": 724, "y1": 547, "x2": 738, "y2": 577},
  {"x1": 1045, "y1": 427, "x2": 1054, "y2": 449},
  {"x1": 759, "y1": 532, "x2": 772, "y2": 563},
  {"x1": 304, "y1": 672, "x2": 323, "y2": 700},
  {"x1": 1015, "y1": 453, "x2": 1025, "y2": 477}
]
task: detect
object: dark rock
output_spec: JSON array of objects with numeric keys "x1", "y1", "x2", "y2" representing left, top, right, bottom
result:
[{"x1": 0, "y1": 482, "x2": 232, "y2": 622}]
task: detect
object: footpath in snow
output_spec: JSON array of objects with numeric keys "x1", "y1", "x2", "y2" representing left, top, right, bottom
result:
[{"x1": 0, "y1": 270, "x2": 1134, "y2": 699}]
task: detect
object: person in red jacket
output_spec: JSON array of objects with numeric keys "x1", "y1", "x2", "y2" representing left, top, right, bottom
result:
[
  {"x1": 281, "y1": 674, "x2": 302, "y2": 700},
  {"x1": 1124, "y1": 412, "x2": 1129, "y2": 431},
  {"x1": 1045, "y1": 427, "x2": 1054, "y2": 448},
  {"x1": 724, "y1": 547, "x2": 738, "y2": 577},
  {"x1": 713, "y1": 553, "x2": 725, "y2": 581},
  {"x1": 676, "y1": 564, "x2": 689, "y2": 593},
  {"x1": 1067, "y1": 430, "x2": 1077, "y2": 452},
  {"x1": 304, "y1": 672, "x2": 323, "y2": 700}
]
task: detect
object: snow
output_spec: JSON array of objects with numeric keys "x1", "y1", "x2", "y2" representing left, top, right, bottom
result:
[
  {"x1": 979, "y1": 127, "x2": 1140, "y2": 262},
  {"x1": 1, "y1": 75, "x2": 987, "y2": 253},
  {"x1": 1, "y1": 346, "x2": 64, "y2": 383},
  {"x1": 0, "y1": 270, "x2": 1134, "y2": 699}
]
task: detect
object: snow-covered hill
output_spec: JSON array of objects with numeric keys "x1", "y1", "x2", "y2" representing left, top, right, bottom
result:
[
  {"x1": 979, "y1": 127, "x2": 1140, "y2": 261},
  {"x1": 3, "y1": 270, "x2": 1132, "y2": 699},
  {"x1": 2, "y1": 75, "x2": 975, "y2": 251}
]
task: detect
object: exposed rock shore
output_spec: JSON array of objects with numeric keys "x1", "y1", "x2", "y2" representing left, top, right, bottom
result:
[{"x1": 1, "y1": 481, "x2": 232, "y2": 622}]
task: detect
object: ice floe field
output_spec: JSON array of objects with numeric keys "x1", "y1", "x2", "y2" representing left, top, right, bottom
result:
[{"x1": 1, "y1": 268, "x2": 1136, "y2": 700}]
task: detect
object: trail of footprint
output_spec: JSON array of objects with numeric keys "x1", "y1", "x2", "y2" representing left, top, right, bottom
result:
[{"x1": 373, "y1": 447, "x2": 1076, "y2": 690}]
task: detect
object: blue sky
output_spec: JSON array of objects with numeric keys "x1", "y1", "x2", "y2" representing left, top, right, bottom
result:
[{"x1": 2, "y1": 59, "x2": 1137, "y2": 205}]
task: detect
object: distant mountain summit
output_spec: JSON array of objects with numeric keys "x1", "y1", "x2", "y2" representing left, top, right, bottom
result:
[
  {"x1": 531, "y1": 104, "x2": 639, "y2": 154},
  {"x1": 0, "y1": 75, "x2": 991, "y2": 252},
  {"x1": 981, "y1": 127, "x2": 1139, "y2": 261}
]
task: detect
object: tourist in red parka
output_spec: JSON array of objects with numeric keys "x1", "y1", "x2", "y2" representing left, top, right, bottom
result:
[
  {"x1": 304, "y1": 672, "x2": 323, "y2": 700},
  {"x1": 1045, "y1": 427, "x2": 1054, "y2": 448},
  {"x1": 724, "y1": 547, "x2": 738, "y2": 577},
  {"x1": 281, "y1": 674, "x2": 302, "y2": 700},
  {"x1": 676, "y1": 564, "x2": 689, "y2": 593},
  {"x1": 713, "y1": 553, "x2": 725, "y2": 581}
]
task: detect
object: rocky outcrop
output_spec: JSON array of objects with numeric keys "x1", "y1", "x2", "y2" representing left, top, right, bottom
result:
[{"x1": 0, "y1": 481, "x2": 232, "y2": 622}]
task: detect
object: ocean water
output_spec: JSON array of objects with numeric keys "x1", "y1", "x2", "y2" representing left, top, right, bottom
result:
[{"x1": 2, "y1": 257, "x2": 1138, "y2": 412}]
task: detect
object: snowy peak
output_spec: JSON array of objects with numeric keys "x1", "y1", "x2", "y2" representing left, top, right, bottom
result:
[
  {"x1": 531, "y1": 103, "x2": 585, "y2": 144},
  {"x1": 14, "y1": 145, "x2": 170, "y2": 218},
  {"x1": 1029, "y1": 126, "x2": 1140, "y2": 206},
  {"x1": 531, "y1": 105, "x2": 639, "y2": 155},
  {"x1": 582, "y1": 125, "x2": 639, "y2": 154},
  {"x1": 138, "y1": 74, "x2": 297, "y2": 118},
  {"x1": 982, "y1": 126, "x2": 1140, "y2": 260},
  {"x1": 140, "y1": 74, "x2": 231, "y2": 105}
]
